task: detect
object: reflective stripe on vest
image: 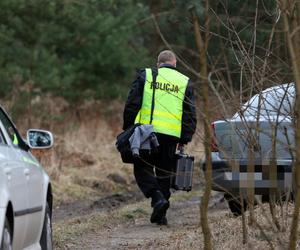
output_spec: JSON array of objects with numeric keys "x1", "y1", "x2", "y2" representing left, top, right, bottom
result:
[{"x1": 135, "y1": 68, "x2": 189, "y2": 138}]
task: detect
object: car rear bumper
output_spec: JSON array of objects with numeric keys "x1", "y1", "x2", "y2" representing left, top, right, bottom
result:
[{"x1": 202, "y1": 153, "x2": 293, "y2": 196}]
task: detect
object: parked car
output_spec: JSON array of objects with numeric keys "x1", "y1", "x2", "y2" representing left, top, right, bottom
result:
[
  {"x1": 203, "y1": 83, "x2": 295, "y2": 215},
  {"x1": 0, "y1": 106, "x2": 53, "y2": 249}
]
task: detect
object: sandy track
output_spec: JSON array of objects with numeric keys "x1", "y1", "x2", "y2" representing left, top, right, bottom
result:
[
  {"x1": 76, "y1": 196, "x2": 201, "y2": 250},
  {"x1": 53, "y1": 189, "x2": 144, "y2": 222},
  {"x1": 53, "y1": 188, "x2": 229, "y2": 250}
]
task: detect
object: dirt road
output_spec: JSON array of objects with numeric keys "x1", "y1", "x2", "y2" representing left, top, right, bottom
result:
[
  {"x1": 53, "y1": 186, "x2": 229, "y2": 250},
  {"x1": 77, "y1": 194, "x2": 201, "y2": 250},
  {"x1": 53, "y1": 185, "x2": 294, "y2": 250}
]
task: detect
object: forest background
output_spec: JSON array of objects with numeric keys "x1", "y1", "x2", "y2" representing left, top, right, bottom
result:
[
  {"x1": 0, "y1": 1, "x2": 298, "y2": 248},
  {"x1": 0, "y1": 0, "x2": 289, "y2": 109},
  {"x1": 0, "y1": 0, "x2": 293, "y2": 226}
]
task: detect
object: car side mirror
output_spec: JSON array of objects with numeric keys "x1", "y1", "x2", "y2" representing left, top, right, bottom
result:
[{"x1": 27, "y1": 129, "x2": 54, "y2": 149}]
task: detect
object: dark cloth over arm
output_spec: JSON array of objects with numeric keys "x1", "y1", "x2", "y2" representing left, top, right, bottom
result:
[
  {"x1": 180, "y1": 80, "x2": 197, "y2": 144},
  {"x1": 123, "y1": 69, "x2": 145, "y2": 130}
]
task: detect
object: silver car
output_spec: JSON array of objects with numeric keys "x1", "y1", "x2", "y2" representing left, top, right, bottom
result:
[
  {"x1": 204, "y1": 83, "x2": 295, "y2": 215},
  {"x1": 0, "y1": 106, "x2": 53, "y2": 249}
]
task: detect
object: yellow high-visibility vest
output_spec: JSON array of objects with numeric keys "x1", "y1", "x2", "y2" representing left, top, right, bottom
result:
[
  {"x1": 135, "y1": 67, "x2": 189, "y2": 138},
  {"x1": 13, "y1": 133, "x2": 19, "y2": 145}
]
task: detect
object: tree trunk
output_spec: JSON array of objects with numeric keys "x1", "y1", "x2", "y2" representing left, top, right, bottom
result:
[
  {"x1": 149, "y1": 0, "x2": 163, "y2": 53},
  {"x1": 189, "y1": 3, "x2": 212, "y2": 250},
  {"x1": 280, "y1": 0, "x2": 300, "y2": 249}
]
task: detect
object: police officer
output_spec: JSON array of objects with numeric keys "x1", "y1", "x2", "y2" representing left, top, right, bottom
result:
[{"x1": 123, "y1": 50, "x2": 196, "y2": 225}]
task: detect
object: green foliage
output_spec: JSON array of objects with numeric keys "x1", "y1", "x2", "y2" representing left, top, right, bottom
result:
[
  {"x1": 0, "y1": 0, "x2": 150, "y2": 101},
  {"x1": 0, "y1": 0, "x2": 289, "y2": 103}
]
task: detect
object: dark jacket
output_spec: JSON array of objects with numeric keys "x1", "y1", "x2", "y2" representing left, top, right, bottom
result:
[{"x1": 123, "y1": 64, "x2": 197, "y2": 144}]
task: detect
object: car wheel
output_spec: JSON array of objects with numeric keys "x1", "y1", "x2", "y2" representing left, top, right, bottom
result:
[
  {"x1": 40, "y1": 203, "x2": 52, "y2": 250},
  {"x1": 224, "y1": 194, "x2": 247, "y2": 216},
  {"x1": 291, "y1": 171, "x2": 297, "y2": 202},
  {"x1": 1, "y1": 218, "x2": 12, "y2": 250}
]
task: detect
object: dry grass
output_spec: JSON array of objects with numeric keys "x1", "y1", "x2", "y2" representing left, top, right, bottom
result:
[
  {"x1": 53, "y1": 187, "x2": 300, "y2": 249},
  {"x1": 7, "y1": 97, "x2": 135, "y2": 205},
  {"x1": 53, "y1": 199, "x2": 150, "y2": 249},
  {"x1": 209, "y1": 203, "x2": 297, "y2": 249},
  {"x1": 46, "y1": 106, "x2": 135, "y2": 205},
  {"x1": 10, "y1": 96, "x2": 204, "y2": 206},
  {"x1": 12, "y1": 96, "x2": 300, "y2": 249},
  {"x1": 3, "y1": 92, "x2": 206, "y2": 206},
  {"x1": 5, "y1": 95, "x2": 300, "y2": 249}
]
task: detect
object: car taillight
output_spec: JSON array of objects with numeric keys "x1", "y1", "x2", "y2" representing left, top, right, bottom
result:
[{"x1": 211, "y1": 123, "x2": 218, "y2": 152}]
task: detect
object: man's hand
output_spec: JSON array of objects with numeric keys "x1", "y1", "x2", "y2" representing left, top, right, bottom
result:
[{"x1": 177, "y1": 143, "x2": 184, "y2": 152}]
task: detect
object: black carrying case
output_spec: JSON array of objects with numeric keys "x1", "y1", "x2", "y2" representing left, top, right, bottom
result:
[{"x1": 172, "y1": 152, "x2": 194, "y2": 192}]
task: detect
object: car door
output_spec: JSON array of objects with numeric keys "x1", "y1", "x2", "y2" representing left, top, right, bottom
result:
[
  {"x1": 18, "y1": 149, "x2": 44, "y2": 246},
  {"x1": 0, "y1": 108, "x2": 44, "y2": 248},
  {"x1": 0, "y1": 118, "x2": 29, "y2": 250}
]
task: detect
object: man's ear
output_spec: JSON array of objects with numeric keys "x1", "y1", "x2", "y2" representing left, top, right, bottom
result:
[{"x1": 173, "y1": 59, "x2": 177, "y2": 67}]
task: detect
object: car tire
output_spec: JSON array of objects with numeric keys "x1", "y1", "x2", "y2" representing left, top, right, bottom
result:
[
  {"x1": 40, "y1": 203, "x2": 53, "y2": 250},
  {"x1": 1, "y1": 218, "x2": 12, "y2": 250},
  {"x1": 291, "y1": 171, "x2": 297, "y2": 202},
  {"x1": 224, "y1": 194, "x2": 247, "y2": 216}
]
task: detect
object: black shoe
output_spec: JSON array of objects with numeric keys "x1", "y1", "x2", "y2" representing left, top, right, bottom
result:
[
  {"x1": 150, "y1": 191, "x2": 169, "y2": 224},
  {"x1": 157, "y1": 215, "x2": 168, "y2": 225},
  {"x1": 150, "y1": 199, "x2": 169, "y2": 223}
]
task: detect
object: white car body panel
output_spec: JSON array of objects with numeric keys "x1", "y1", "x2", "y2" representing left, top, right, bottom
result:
[
  {"x1": 1, "y1": 145, "x2": 29, "y2": 249},
  {"x1": 23, "y1": 242, "x2": 41, "y2": 250},
  {"x1": 0, "y1": 106, "x2": 53, "y2": 250}
]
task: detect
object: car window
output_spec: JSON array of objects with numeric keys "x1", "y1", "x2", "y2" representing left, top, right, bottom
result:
[
  {"x1": 0, "y1": 108, "x2": 29, "y2": 151},
  {"x1": 0, "y1": 128, "x2": 6, "y2": 144},
  {"x1": 0, "y1": 108, "x2": 20, "y2": 146}
]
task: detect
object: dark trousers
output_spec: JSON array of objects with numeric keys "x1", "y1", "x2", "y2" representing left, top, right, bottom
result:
[{"x1": 133, "y1": 135, "x2": 177, "y2": 201}]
